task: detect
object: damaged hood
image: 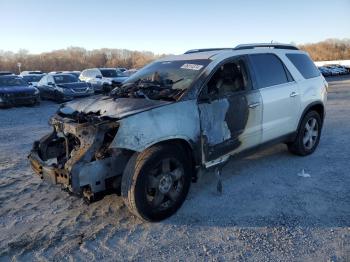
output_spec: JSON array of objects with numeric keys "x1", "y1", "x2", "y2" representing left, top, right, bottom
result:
[{"x1": 59, "y1": 96, "x2": 173, "y2": 119}]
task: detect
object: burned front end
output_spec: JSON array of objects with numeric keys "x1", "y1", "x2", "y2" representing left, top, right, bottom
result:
[{"x1": 28, "y1": 113, "x2": 131, "y2": 200}]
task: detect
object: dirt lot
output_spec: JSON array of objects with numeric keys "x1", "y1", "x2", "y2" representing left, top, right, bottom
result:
[{"x1": 0, "y1": 76, "x2": 349, "y2": 261}]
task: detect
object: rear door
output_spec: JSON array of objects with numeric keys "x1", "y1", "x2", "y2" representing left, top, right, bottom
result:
[
  {"x1": 248, "y1": 53, "x2": 301, "y2": 143},
  {"x1": 198, "y1": 56, "x2": 263, "y2": 164}
]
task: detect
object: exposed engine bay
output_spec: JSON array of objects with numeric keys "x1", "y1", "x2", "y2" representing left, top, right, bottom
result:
[
  {"x1": 29, "y1": 114, "x2": 132, "y2": 201},
  {"x1": 110, "y1": 79, "x2": 186, "y2": 101}
]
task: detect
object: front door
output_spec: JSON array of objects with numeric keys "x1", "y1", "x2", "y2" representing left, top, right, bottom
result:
[{"x1": 198, "y1": 57, "x2": 263, "y2": 165}]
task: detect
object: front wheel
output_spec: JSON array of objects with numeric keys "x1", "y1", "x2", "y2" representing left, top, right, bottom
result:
[
  {"x1": 288, "y1": 111, "x2": 322, "y2": 156},
  {"x1": 121, "y1": 144, "x2": 192, "y2": 222}
]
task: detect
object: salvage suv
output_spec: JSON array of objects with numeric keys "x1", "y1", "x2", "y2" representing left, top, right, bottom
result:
[{"x1": 29, "y1": 44, "x2": 327, "y2": 221}]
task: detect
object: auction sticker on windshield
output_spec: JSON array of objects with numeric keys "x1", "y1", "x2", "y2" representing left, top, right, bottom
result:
[{"x1": 180, "y1": 64, "x2": 204, "y2": 70}]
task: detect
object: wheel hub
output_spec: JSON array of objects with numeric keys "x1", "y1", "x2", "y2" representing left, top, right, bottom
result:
[
  {"x1": 303, "y1": 117, "x2": 319, "y2": 150},
  {"x1": 158, "y1": 174, "x2": 173, "y2": 194}
]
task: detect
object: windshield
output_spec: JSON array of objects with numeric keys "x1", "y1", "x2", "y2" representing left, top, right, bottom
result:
[
  {"x1": 54, "y1": 74, "x2": 78, "y2": 84},
  {"x1": 100, "y1": 69, "x2": 119, "y2": 77},
  {"x1": 23, "y1": 75, "x2": 43, "y2": 82},
  {"x1": 0, "y1": 77, "x2": 28, "y2": 87},
  {"x1": 112, "y1": 59, "x2": 210, "y2": 101}
]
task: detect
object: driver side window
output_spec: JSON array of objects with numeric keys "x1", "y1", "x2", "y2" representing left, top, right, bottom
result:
[{"x1": 206, "y1": 59, "x2": 250, "y2": 97}]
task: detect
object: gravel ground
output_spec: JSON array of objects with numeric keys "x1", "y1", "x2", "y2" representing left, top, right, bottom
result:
[{"x1": 0, "y1": 76, "x2": 349, "y2": 261}]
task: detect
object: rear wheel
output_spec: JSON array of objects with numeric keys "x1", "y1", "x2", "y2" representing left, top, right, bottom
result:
[
  {"x1": 288, "y1": 111, "x2": 322, "y2": 156},
  {"x1": 121, "y1": 144, "x2": 192, "y2": 222}
]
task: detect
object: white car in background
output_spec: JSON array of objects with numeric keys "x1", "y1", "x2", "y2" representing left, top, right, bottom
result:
[{"x1": 79, "y1": 68, "x2": 129, "y2": 93}]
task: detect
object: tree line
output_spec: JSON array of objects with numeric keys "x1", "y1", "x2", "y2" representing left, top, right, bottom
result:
[
  {"x1": 0, "y1": 39, "x2": 349, "y2": 73},
  {"x1": 0, "y1": 47, "x2": 164, "y2": 73},
  {"x1": 298, "y1": 38, "x2": 350, "y2": 61}
]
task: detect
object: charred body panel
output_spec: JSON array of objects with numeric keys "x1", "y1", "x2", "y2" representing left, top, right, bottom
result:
[
  {"x1": 111, "y1": 100, "x2": 201, "y2": 155},
  {"x1": 199, "y1": 90, "x2": 263, "y2": 166},
  {"x1": 59, "y1": 96, "x2": 173, "y2": 119}
]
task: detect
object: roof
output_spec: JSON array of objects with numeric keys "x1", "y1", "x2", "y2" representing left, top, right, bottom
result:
[
  {"x1": 53, "y1": 73, "x2": 78, "y2": 77},
  {"x1": 234, "y1": 43, "x2": 298, "y2": 50},
  {"x1": 160, "y1": 43, "x2": 302, "y2": 62},
  {"x1": 160, "y1": 50, "x2": 225, "y2": 61}
]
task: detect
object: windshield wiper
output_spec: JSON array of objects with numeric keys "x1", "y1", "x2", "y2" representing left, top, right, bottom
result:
[{"x1": 172, "y1": 78, "x2": 184, "y2": 84}]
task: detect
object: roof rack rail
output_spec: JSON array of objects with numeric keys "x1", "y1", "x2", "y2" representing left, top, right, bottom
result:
[
  {"x1": 184, "y1": 48, "x2": 232, "y2": 54},
  {"x1": 234, "y1": 43, "x2": 299, "y2": 50}
]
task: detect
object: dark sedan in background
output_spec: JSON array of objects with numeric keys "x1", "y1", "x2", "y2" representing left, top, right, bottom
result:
[
  {"x1": 22, "y1": 74, "x2": 44, "y2": 88},
  {"x1": 37, "y1": 73, "x2": 94, "y2": 102},
  {"x1": 0, "y1": 75, "x2": 40, "y2": 108}
]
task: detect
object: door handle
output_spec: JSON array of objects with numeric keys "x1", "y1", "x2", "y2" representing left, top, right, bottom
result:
[
  {"x1": 249, "y1": 102, "x2": 260, "y2": 109},
  {"x1": 290, "y1": 92, "x2": 299, "y2": 97}
]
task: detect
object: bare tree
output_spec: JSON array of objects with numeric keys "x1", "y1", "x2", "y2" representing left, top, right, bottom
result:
[
  {"x1": 0, "y1": 47, "x2": 166, "y2": 72},
  {"x1": 298, "y1": 39, "x2": 350, "y2": 61}
]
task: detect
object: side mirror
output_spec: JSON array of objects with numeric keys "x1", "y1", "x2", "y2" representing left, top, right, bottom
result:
[
  {"x1": 48, "y1": 82, "x2": 54, "y2": 86},
  {"x1": 96, "y1": 75, "x2": 102, "y2": 79}
]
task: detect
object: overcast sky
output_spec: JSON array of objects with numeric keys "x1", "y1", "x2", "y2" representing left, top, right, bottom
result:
[{"x1": 1, "y1": 0, "x2": 350, "y2": 55}]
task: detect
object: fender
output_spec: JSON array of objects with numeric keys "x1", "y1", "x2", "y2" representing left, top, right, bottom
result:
[{"x1": 110, "y1": 100, "x2": 201, "y2": 155}]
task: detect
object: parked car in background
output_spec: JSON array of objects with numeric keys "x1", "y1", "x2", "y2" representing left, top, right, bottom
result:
[
  {"x1": 331, "y1": 65, "x2": 349, "y2": 74},
  {"x1": 37, "y1": 73, "x2": 94, "y2": 102},
  {"x1": 21, "y1": 74, "x2": 45, "y2": 88},
  {"x1": 0, "y1": 71, "x2": 15, "y2": 76},
  {"x1": 318, "y1": 66, "x2": 332, "y2": 77},
  {"x1": 327, "y1": 65, "x2": 347, "y2": 75},
  {"x1": 123, "y1": 69, "x2": 138, "y2": 77},
  {"x1": 20, "y1": 71, "x2": 44, "y2": 76},
  {"x1": 0, "y1": 75, "x2": 40, "y2": 107},
  {"x1": 326, "y1": 66, "x2": 341, "y2": 76},
  {"x1": 116, "y1": 67, "x2": 127, "y2": 72},
  {"x1": 62, "y1": 71, "x2": 81, "y2": 78},
  {"x1": 79, "y1": 68, "x2": 129, "y2": 93}
]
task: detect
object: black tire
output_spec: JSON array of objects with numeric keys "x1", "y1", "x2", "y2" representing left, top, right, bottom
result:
[
  {"x1": 102, "y1": 84, "x2": 111, "y2": 94},
  {"x1": 53, "y1": 91, "x2": 64, "y2": 103},
  {"x1": 288, "y1": 110, "x2": 322, "y2": 156},
  {"x1": 121, "y1": 144, "x2": 192, "y2": 222}
]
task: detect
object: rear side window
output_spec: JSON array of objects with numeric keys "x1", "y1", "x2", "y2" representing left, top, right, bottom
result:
[
  {"x1": 286, "y1": 53, "x2": 320, "y2": 79},
  {"x1": 249, "y1": 54, "x2": 290, "y2": 88}
]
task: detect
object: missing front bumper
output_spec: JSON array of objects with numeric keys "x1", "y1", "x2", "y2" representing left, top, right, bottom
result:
[
  {"x1": 29, "y1": 149, "x2": 70, "y2": 187},
  {"x1": 28, "y1": 114, "x2": 130, "y2": 196}
]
